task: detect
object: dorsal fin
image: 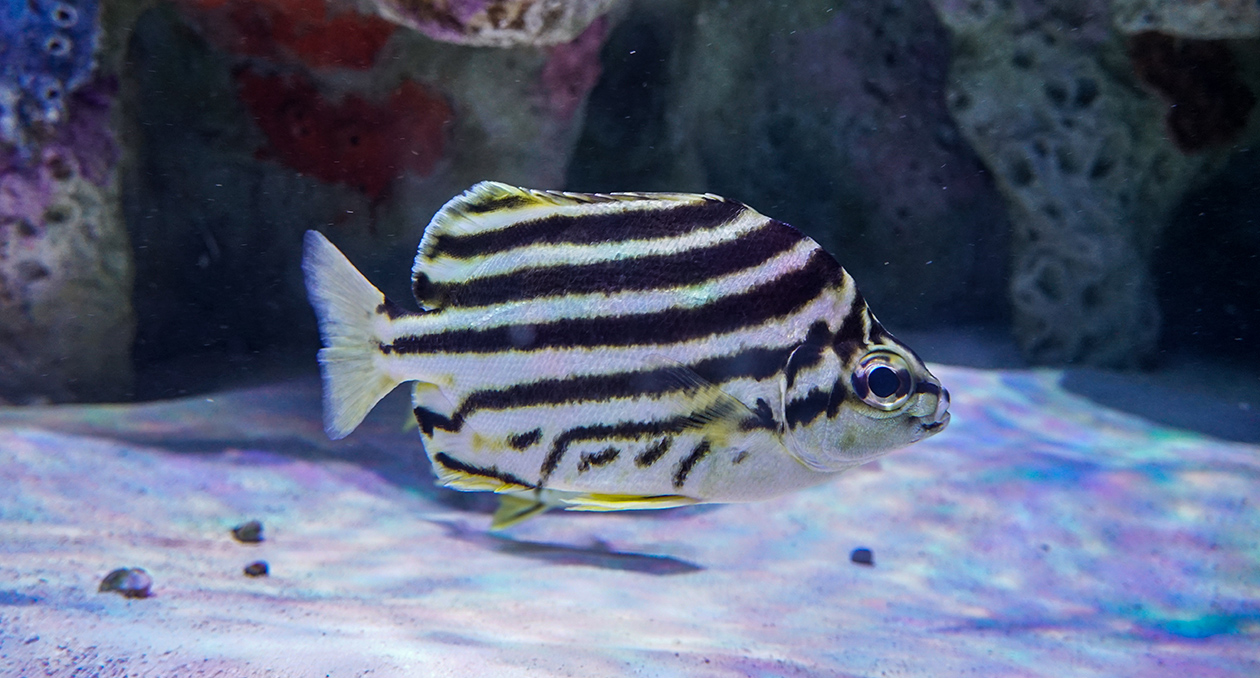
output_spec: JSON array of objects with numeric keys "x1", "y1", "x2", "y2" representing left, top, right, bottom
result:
[
  {"x1": 420, "y1": 181, "x2": 724, "y2": 244},
  {"x1": 410, "y1": 181, "x2": 737, "y2": 310}
]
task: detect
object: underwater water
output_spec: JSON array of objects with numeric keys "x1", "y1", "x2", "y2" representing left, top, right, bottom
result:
[{"x1": 3, "y1": 0, "x2": 1260, "y2": 676}]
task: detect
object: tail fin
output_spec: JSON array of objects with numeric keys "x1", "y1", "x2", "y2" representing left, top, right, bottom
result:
[{"x1": 302, "y1": 230, "x2": 402, "y2": 439}]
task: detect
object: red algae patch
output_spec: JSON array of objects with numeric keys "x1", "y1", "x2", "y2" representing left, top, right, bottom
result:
[
  {"x1": 178, "y1": 0, "x2": 397, "y2": 70},
  {"x1": 235, "y1": 70, "x2": 452, "y2": 200}
]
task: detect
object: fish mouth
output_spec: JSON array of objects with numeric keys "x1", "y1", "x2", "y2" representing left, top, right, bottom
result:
[
  {"x1": 920, "y1": 412, "x2": 949, "y2": 434},
  {"x1": 917, "y1": 387, "x2": 951, "y2": 435}
]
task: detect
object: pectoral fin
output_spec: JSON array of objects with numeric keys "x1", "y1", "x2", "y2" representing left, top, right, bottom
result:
[{"x1": 644, "y1": 357, "x2": 775, "y2": 436}]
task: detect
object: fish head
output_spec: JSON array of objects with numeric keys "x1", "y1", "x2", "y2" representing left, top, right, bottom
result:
[{"x1": 784, "y1": 320, "x2": 950, "y2": 472}]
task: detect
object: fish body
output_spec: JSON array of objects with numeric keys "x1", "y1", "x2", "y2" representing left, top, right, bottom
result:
[{"x1": 303, "y1": 181, "x2": 950, "y2": 528}]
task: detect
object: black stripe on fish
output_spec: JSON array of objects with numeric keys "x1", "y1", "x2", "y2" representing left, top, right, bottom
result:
[
  {"x1": 430, "y1": 199, "x2": 745, "y2": 260},
  {"x1": 543, "y1": 419, "x2": 697, "y2": 481},
  {"x1": 916, "y1": 381, "x2": 942, "y2": 397},
  {"x1": 453, "y1": 345, "x2": 793, "y2": 421},
  {"x1": 740, "y1": 398, "x2": 778, "y2": 432},
  {"x1": 785, "y1": 388, "x2": 830, "y2": 429},
  {"x1": 416, "y1": 220, "x2": 804, "y2": 308},
  {"x1": 375, "y1": 298, "x2": 410, "y2": 319},
  {"x1": 388, "y1": 249, "x2": 843, "y2": 355},
  {"x1": 507, "y1": 429, "x2": 543, "y2": 450},
  {"x1": 826, "y1": 377, "x2": 848, "y2": 418},
  {"x1": 635, "y1": 437, "x2": 673, "y2": 467},
  {"x1": 577, "y1": 447, "x2": 621, "y2": 473},
  {"x1": 831, "y1": 289, "x2": 868, "y2": 354},
  {"x1": 433, "y1": 452, "x2": 536, "y2": 489},
  {"x1": 867, "y1": 319, "x2": 891, "y2": 345},
  {"x1": 673, "y1": 440, "x2": 712, "y2": 488},
  {"x1": 784, "y1": 320, "x2": 833, "y2": 389},
  {"x1": 414, "y1": 407, "x2": 462, "y2": 437}
]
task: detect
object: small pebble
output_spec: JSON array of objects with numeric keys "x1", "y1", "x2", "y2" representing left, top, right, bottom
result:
[
  {"x1": 850, "y1": 547, "x2": 874, "y2": 566},
  {"x1": 243, "y1": 561, "x2": 269, "y2": 577},
  {"x1": 98, "y1": 567, "x2": 153, "y2": 598},
  {"x1": 232, "y1": 520, "x2": 264, "y2": 543}
]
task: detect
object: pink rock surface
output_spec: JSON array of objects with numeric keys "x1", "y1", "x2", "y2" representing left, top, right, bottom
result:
[
  {"x1": 542, "y1": 16, "x2": 607, "y2": 120},
  {"x1": 1, "y1": 365, "x2": 1257, "y2": 676}
]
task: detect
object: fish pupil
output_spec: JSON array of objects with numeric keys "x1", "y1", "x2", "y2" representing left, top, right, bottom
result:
[{"x1": 868, "y1": 366, "x2": 900, "y2": 398}]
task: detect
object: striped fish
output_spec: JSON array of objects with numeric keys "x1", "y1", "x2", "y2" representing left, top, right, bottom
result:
[{"x1": 303, "y1": 181, "x2": 950, "y2": 528}]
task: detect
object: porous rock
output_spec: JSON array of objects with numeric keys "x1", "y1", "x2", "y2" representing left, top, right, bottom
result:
[
  {"x1": 927, "y1": 0, "x2": 1220, "y2": 366},
  {"x1": 366, "y1": 0, "x2": 622, "y2": 47},
  {"x1": 0, "y1": 0, "x2": 101, "y2": 156},
  {"x1": 1111, "y1": 0, "x2": 1260, "y2": 39},
  {"x1": 0, "y1": 83, "x2": 133, "y2": 404}
]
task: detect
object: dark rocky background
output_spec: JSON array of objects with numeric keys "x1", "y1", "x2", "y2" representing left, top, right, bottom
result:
[{"x1": 1, "y1": 0, "x2": 1258, "y2": 404}]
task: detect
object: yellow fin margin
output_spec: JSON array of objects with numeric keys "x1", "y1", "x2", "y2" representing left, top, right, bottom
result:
[
  {"x1": 487, "y1": 491, "x2": 700, "y2": 529},
  {"x1": 559, "y1": 493, "x2": 699, "y2": 512},
  {"x1": 432, "y1": 464, "x2": 533, "y2": 494}
]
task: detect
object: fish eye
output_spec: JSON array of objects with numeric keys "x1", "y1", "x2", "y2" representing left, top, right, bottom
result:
[
  {"x1": 868, "y1": 365, "x2": 899, "y2": 398},
  {"x1": 852, "y1": 351, "x2": 914, "y2": 411}
]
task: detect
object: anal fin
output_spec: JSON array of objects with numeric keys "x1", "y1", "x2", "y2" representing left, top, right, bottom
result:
[
  {"x1": 489, "y1": 491, "x2": 700, "y2": 529},
  {"x1": 560, "y1": 493, "x2": 699, "y2": 512},
  {"x1": 492, "y1": 494, "x2": 552, "y2": 530}
]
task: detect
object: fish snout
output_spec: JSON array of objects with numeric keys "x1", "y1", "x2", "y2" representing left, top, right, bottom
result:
[{"x1": 919, "y1": 386, "x2": 950, "y2": 435}]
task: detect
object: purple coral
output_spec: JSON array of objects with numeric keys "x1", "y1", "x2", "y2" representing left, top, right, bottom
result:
[
  {"x1": 0, "y1": 0, "x2": 101, "y2": 158},
  {"x1": 0, "y1": 80, "x2": 117, "y2": 228}
]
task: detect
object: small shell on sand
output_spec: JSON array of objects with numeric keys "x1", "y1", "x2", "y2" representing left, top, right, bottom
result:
[
  {"x1": 98, "y1": 567, "x2": 153, "y2": 598},
  {"x1": 232, "y1": 520, "x2": 264, "y2": 543}
]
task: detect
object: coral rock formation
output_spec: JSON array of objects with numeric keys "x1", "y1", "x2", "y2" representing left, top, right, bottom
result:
[
  {"x1": 369, "y1": 0, "x2": 621, "y2": 47},
  {"x1": 0, "y1": 0, "x2": 101, "y2": 155},
  {"x1": 0, "y1": 84, "x2": 133, "y2": 403},
  {"x1": 541, "y1": 16, "x2": 606, "y2": 120},
  {"x1": 928, "y1": 0, "x2": 1216, "y2": 366},
  {"x1": 1111, "y1": 0, "x2": 1260, "y2": 39}
]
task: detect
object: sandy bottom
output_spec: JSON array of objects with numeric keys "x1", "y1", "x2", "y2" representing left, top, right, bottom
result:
[{"x1": 1, "y1": 365, "x2": 1258, "y2": 677}]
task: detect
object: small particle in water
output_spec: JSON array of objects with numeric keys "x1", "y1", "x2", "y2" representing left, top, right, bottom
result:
[
  {"x1": 98, "y1": 568, "x2": 153, "y2": 598},
  {"x1": 850, "y1": 548, "x2": 874, "y2": 566},
  {"x1": 244, "y1": 561, "x2": 269, "y2": 577},
  {"x1": 232, "y1": 520, "x2": 264, "y2": 543}
]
